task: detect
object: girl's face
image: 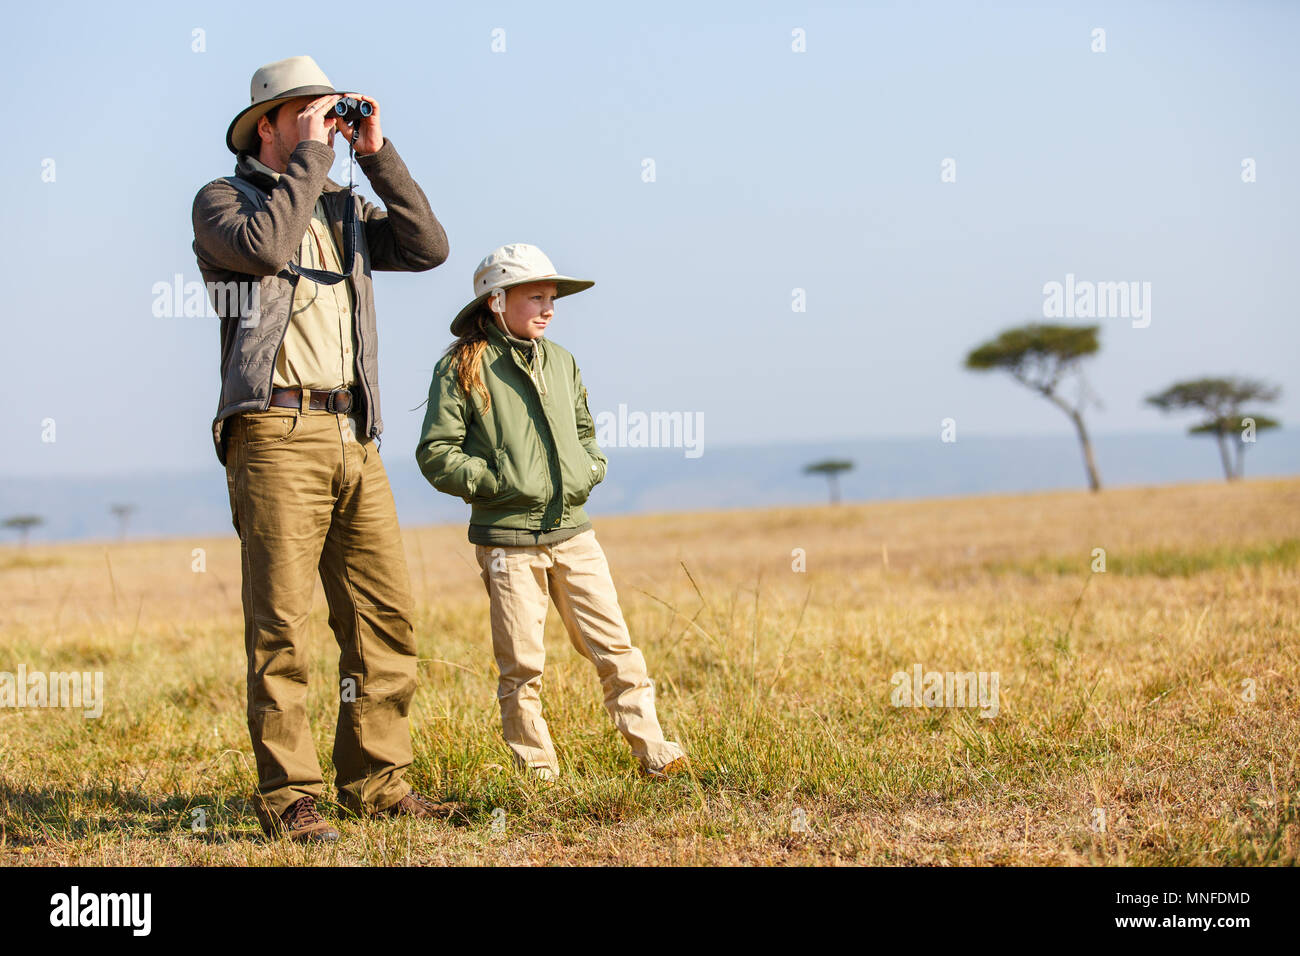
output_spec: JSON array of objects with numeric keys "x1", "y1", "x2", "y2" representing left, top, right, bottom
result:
[{"x1": 500, "y1": 281, "x2": 558, "y2": 340}]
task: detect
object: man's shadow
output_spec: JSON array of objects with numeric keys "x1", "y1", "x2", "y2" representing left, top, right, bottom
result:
[{"x1": 0, "y1": 781, "x2": 270, "y2": 845}]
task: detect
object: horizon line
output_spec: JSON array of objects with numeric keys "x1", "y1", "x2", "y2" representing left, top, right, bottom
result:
[{"x1": 3, "y1": 425, "x2": 1295, "y2": 483}]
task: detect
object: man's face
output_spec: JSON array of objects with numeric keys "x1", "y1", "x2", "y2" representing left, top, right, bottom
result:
[
  {"x1": 502, "y1": 281, "x2": 558, "y2": 340},
  {"x1": 258, "y1": 95, "x2": 335, "y2": 168}
]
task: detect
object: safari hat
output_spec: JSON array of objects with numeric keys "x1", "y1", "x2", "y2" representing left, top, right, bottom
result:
[
  {"x1": 226, "y1": 55, "x2": 340, "y2": 154},
  {"x1": 450, "y1": 243, "x2": 594, "y2": 336}
]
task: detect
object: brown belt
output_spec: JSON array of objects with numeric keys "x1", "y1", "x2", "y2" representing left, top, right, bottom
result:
[{"x1": 269, "y1": 385, "x2": 358, "y2": 414}]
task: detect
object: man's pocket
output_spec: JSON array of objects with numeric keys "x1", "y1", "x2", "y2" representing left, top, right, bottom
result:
[
  {"x1": 223, "y1": 418, "x2": 243, "y2": 538},
  {"x1": 224, "y1": 464, "x2": 241, "y2": 538},
  {"x1": 240, "y1": 408, "x2": 301, "y2": 449}
]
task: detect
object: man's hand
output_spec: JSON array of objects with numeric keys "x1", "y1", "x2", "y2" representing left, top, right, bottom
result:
[
  {"x1": 335, "y1": 94, "x2": 384, "y2": 155},
  {"x1": 296, "y1": 94, "x2": 343, "y2": 147}
]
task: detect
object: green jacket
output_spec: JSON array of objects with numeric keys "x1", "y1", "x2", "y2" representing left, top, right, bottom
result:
[{"x1": 415, "y1": 320, "x2": 608, "y2": 543}]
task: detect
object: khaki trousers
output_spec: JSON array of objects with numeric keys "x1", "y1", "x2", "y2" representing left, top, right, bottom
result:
[
  {"x1": 224, "y1": 404, "x2": 417, "y2": 816},
  {"x1": 474, "y1": 529, "x2": 684, "y2": 775}
]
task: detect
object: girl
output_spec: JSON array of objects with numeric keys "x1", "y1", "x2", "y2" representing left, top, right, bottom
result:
[{"x1": 416, "y1": 243, "x2": 687, "y2": 780}]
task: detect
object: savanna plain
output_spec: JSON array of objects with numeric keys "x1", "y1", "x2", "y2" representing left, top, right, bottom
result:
[{"x1": 1, "y1": 476, "x2": 1296, "y2": 866}]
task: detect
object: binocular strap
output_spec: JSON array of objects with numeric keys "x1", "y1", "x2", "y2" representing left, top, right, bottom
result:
[{"x1": 222, "y1": 128, "x2": 362, "y2": 287}]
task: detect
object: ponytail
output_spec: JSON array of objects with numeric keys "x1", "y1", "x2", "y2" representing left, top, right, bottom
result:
[{"x1": 444, "y1": 308, "x2": 493, "y2": 414}]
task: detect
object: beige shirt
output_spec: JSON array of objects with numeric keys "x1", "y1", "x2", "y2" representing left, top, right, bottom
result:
[{"x1": 245, "y1": 155, "x2": 357, "y2": 391}]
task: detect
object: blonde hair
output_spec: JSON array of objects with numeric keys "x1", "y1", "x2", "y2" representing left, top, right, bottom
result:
[{"x1": 444, "y1": 306, "x2": 494, "y2": 413}]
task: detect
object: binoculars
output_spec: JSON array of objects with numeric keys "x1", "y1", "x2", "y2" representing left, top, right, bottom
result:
[{"x1": 333, "y1": 96, "x2": 373, "y2": 127}]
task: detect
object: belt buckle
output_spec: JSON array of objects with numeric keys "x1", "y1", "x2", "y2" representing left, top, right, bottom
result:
[{"x1": 325, "y1": 386, "x2": 353, "y2": 414}]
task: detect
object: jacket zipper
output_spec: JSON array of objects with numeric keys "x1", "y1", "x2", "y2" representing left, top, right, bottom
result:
[
  {"x1": 514, "y1": 342, "x2": 561, "y2": 529},
  {"x1": 232, "y1": 170, "x2": 292, "y2": 416},
  {"x1": 343, "y1": 191, "x2": 378, "y2": 448},
  {"x1": 264, "y1": 284, "x2": 294, "y2": 409}
]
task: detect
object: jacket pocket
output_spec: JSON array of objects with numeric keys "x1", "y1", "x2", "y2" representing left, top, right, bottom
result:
[
  {"x1": 469, "y1": 455, "x2": 498, "y2": 498},
  {"x1": 563, "y1": 457, "x2": 603, "y2": 507},
  {"x1": 482, "y1": 446, "x2": 546, "y2": 510}
]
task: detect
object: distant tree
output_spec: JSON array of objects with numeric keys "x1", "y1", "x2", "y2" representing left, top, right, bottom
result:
[
  {"x1": 1191, "y1": 415, "x2": 1280, "y2": 480},
  {"x1": 1146, "y1": 377, "x2": 1282, "y2": 481},
  {"x1": 110, "y1": 503, "x2": 137, "y2": 541},
  {"x1": 965, "y1": 323, "x2": 1103, "y2": 492},
  {"x1": 804, "y1": 459, "x2": 854, "y2": 505},
  {"x1": 3, "y1": 514, "x2": 43, "y2": 548}
]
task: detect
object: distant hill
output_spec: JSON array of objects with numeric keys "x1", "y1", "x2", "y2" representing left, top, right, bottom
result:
[{"x1": 2, "y1": 429, "x2": 1298, "y2": 544}]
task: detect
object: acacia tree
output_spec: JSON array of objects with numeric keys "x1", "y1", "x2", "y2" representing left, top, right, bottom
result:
[
  {"x1": 804, "y1": 459, "x2": 854, "y2": 505},
  {"x1": 3, "y1": 514, "x2": 43, "y2": 548},
  {"x1": 1145, "y1": 377, "x2": 1281, "y2": 481},
  {"x1": 965, "y1": 323, "x2": 1103, "y2": 491}
]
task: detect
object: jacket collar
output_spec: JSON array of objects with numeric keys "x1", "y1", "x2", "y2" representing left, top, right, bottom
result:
[
  {"x1": 483, "y1": 317, "x2": 549, "y2": 397},
  {"x1": 233, "y1": 151, "x2": 278, "y2": 192},
  {"x1": 484, "y1": 315, "x2": 543, "y2": 358},
  {"x1": 234, "y1": 150, "x2": 344, "y2": 194}
]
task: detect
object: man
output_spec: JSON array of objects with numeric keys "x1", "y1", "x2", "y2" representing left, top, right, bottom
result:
[{"x1": 192, "y1": 55, "x2": 450, "y2": 842}]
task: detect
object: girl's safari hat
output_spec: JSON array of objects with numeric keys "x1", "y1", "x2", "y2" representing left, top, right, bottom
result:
[
  {"x1": 450, "y1": 243, "x2": 594, "y2": 336},
  {"x1": 226, "y1": 55, "x2": 341, "y2": 154}
]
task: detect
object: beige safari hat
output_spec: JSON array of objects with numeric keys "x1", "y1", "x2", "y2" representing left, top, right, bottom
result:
[
  {"x1": 450, "y1": 243, "x2": 594, "y2": 336},
  {"x1": 226, "y1": 55, "x2": 340, "y2": 154}
]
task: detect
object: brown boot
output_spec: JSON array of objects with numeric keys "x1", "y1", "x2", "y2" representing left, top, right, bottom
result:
[
  {"x1": 257, "y1": 795, "x2": 340, "y2": 843},
  {"x1": 641, "y1": 757, "x2": 691, "y2": 780},
  {"x1": 377, "y1": 789, "x2": 465, "y2": 820}
]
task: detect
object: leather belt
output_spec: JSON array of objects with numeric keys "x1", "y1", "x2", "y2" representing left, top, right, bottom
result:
[{"x1": 269, "y1": 386, "x2": 357, "y2": 414}]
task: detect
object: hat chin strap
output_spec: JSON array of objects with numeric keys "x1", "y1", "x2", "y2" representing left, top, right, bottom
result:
[{"x1": 489, "y1": 293, "x2": 510, "y2": 336}]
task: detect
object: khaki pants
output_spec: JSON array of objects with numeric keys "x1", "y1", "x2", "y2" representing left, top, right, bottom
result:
[
  {"x1": 474, "y1": 530, "x2": 684, "y2": 775},
  {"x1": 224, "y1": 404, "x2": 417, "y2": 817}
]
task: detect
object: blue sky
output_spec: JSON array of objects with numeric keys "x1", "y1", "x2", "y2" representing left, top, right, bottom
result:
[{"x1": 3, "y1": 0, "x2": 1296, "y2": 477}]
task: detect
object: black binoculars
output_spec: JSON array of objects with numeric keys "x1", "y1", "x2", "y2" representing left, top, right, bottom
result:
[{"x1": 333, "y1": 96, "x2": 373, "y2": 127}]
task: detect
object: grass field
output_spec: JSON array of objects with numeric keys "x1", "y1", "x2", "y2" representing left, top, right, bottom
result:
[{"x1": 1, "y1": 476, "x2": 1297, "y2": 866}]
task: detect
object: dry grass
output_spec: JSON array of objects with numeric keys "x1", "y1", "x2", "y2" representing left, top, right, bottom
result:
[{"x1": 1, "y1": 475, "x2": 1297, "y2": 866}]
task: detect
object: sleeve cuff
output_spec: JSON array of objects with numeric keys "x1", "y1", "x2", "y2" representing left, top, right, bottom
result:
[
  {"x1": 355, "y1": 137, "x2": 394, "y2": 164},
  {"x1": 293, "y1": 139, "x2": 337, "y2": 162}
]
